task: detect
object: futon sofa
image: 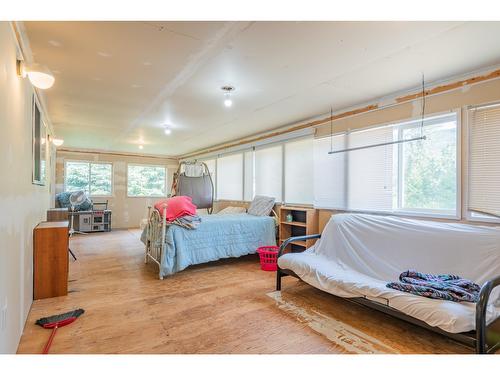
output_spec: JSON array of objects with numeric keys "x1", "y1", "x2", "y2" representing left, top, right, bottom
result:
[{"x1": 277, "y1": 213, "x2": 500, "y2": 354}]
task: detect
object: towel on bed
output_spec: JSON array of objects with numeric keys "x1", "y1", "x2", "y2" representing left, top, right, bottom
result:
[
  {"x1": 154, "y1": 196, "x2": 197, "y2": 221},
  {"x1": 386, "y1": 270, "x2": 481, "y2": 303}
]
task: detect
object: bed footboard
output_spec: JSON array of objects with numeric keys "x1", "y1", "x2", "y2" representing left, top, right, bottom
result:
[{"x1": 145, "y1": 206, "x2": 167, "y2": 279}]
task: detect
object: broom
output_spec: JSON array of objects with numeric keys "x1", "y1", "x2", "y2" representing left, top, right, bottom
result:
[{"x1": 35, "y1": 308, "x2": 85, "y2": 354}]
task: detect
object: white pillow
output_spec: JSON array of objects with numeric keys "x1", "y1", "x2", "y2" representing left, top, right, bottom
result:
[
  {"x1": 217, "y1": 206, "x2": 247, "y2": 215},
  {"x1": 247, "y1": 196, "x2": 275, "y2": 216}
]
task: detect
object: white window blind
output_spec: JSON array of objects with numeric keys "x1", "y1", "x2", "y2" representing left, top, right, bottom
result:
[
  {"x1": 204, "y1": 159, "x2": 216, "y2": 198},
  {"x1": 284, "y1": 138, "x2": 313, "y2": 204},
  {"x1": 347, "y1": 125, "x2": 394, "y2": 211},
  {"x1": 216, "y1": 153, "x2": 243, "y2": 200},
  {"x1": 313, "y1": 135, "x2": 346, "y2": 209},
  {"x1": 468, "y1": 103, "x2": 500, "y2": 217},
  {"x1": 243, "y1": 151, "x2": 254, "y2": 201},
  {"x1": 255, "y1": 145, "x2": 282, "y2": 201}
]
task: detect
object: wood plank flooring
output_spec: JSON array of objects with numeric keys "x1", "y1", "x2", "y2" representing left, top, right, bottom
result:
[{"x1": 17, "y1": 229, "x2": 471, "y2": 354}]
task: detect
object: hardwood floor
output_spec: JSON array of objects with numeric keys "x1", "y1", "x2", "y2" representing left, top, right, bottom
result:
[{"x1": 17, "y1": 229, "x2": 471, "y2": 354}]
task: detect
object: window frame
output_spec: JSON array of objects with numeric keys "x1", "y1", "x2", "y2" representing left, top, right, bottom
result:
[
  {"x1": 313, "y1": 110, "x2": 462, "y2": 219},
  {"x1": 392, "y1": 110, "x2": 461, "y2": 219},
  {"x1": 464, "y1": 102, "x2": 500, "y2": 224},
  {"x1": 126, "y1": 163, "x2": 167, "y2": 198},
  {"x1": 64, "y1": 160, "x2": 114, "y2": 197}
]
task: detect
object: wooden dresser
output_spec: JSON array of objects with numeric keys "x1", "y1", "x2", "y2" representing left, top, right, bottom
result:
[{"x1": 33, "y1": 221, "x2": 69, "y2": 300}]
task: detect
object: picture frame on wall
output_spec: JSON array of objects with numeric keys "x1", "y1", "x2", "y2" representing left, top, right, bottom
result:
[{"x1": 32, "y1": 94, "x2": 47, "y2": 185}]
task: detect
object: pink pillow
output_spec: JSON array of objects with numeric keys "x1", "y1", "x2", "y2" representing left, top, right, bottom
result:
[{"x1": 154, "y1": 196, "x2": 197, "y2": 221}]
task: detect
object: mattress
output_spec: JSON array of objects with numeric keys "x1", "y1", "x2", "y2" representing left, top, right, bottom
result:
[{"x1": 278, "y1": 213, "x2": 500, "y2": 333}]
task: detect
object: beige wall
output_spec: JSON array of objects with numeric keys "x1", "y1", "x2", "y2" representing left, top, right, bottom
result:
[
  {"x1": 55, "y1": 150, "x2": 178, "y2": 229},
  {"x1": 0, "y1": 22, "x2": 56, "y2": 353}
]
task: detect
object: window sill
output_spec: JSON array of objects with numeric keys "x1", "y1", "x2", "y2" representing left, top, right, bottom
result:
[
  {"x1": 127, "y1": 195, "x2": 168, "y2": 199},
  {"x1": 313, "y1": 206, "x2": 459, "y2": 220}
]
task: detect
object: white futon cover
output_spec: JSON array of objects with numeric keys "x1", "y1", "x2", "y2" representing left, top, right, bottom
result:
[{"x1": 278, "y1": 214, "x2": 500, "y2": 333}]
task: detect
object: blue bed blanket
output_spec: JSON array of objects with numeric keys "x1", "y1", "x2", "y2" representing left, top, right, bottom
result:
[{"x1": 141, "y1": 213, "x2": 276, "y2": 277}]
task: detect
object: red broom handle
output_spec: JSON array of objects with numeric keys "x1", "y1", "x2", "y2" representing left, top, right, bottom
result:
[{"x1": 42, "y1": 325, "x2": 59, "y2": 354}]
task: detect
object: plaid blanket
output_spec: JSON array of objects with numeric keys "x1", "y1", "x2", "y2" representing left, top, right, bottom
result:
[{"x1": 386, "y1": 270, "x2": 481, "y2": 303}]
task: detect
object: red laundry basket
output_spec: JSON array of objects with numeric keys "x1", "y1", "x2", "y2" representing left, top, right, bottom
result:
[{"x1": 257, "y1": 246, "x2": 280, "y2": 271}]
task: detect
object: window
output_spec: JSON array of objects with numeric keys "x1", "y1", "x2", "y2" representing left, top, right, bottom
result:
[
  {"x1": 284, "y1": 138, "x2": 313, "y2": 204},
  {"x1": 243, "y1": 151, "x2": 254, "y2": 201},
  {"x1": 467, "y1": 103, "x2": 500, "y2": 220},
  {"x1": 313, "y1": 135, "x2": 346, "y2": 209},
  {"x1": 65, "y1": 161, "x2": 113, "y2": 196},
  {"x1": 255, "y1": 145, "x2": 283, "y2": 202},
  {"x1": 398, "y1": 117, "x2": 457, "y2": 214},
  {"x1": 313, "y1": 112, "x2": 459, "y2": 217},
  {"x1": 216, "y1": 153, "x2": 243, "y2": 200},
  {"x1": 127, "y1": 164, "x2": 166, "y2": 197},
  {"x1": 348, "y1": 125, "x2": 394, "y2": 211},
  {"x1": 203, "y1": 138, "x2": 314, "y2": 204}
]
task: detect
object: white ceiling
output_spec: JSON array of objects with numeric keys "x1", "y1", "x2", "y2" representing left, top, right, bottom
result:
[{"x1": 25, "y1": 21, "x2": 500, "y2": 157}]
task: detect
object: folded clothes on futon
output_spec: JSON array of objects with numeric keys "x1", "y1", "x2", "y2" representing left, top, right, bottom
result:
[{"x1": 386, "y1": 270, "x2": 481, "y2": 303}]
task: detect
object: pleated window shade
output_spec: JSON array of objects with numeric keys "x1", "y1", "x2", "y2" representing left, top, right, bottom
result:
[
  {"x1": 313, "y1": 134, "x2": 347, "y2": 209},
  {"x1": 216, "y1": 153, "x2": 243, "y2": 200},
  {"x1": 243, "y1": 151, "x2": 254, "y2": 201},
  {"x1": 347, "y1": 125, "x2": 394, "y2": 212},
  {"x1": 255, "y1": 145, "x2": 283, "y2": 202},
  {"x1": 468, "y1": 104, "x2": 500, "y2": 217}
]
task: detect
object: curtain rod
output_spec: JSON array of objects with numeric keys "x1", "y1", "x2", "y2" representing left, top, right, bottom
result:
[
  {"x1": 328, "y1": 136, "x2": 426, "y2": 155},
  {"x1": 329, "y1": 73, "x2": 427, "y2": 155}
]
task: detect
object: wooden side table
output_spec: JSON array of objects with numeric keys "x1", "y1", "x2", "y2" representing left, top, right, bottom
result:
[{"x1": 33, "y1": 221, "x2": 69, "y2": 300}]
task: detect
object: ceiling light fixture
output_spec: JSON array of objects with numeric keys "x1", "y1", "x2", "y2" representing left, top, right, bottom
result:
[
  {"x1": 16, "y1": 60, "x2": 55, "y2": 89},
  {"x1": 164, "y1": 127, "x2": 172, "y2": 135},
  {"x1": 139, "y1": 144, "x2": 144, "y2": 150},
  {"x1": 221, "y1": 85, "x2": 235, "y2": 108}
]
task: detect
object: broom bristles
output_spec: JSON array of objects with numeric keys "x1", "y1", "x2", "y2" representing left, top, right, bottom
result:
[{"x1": 35, "y1": 308, "x2": 85, "y2": 327}]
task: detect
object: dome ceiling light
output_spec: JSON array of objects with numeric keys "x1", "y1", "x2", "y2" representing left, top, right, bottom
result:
[{"x1": 221, "y1": 85, "x2": 235, "y2": 108}]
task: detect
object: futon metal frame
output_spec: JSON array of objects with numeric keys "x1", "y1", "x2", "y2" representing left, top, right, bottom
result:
[{"x1": 276, "y1": 234, "x2": 500, "y2": 354}]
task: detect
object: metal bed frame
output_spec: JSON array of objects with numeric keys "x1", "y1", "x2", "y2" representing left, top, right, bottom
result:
[
  {"x1": 276, "y1": 234, "x2": 500, "y2": 354},
  {"x1": 144, "y1": 206, "x2": 167, "y2": 279}
]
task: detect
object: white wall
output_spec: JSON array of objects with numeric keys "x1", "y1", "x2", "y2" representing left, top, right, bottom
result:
[{"x1": 0, "y1": 22, "x2": 55, "y2": 353}]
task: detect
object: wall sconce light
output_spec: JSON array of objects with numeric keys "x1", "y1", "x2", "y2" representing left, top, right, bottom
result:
[
  {"x1": 48, "y1": 135, "x2": 64, "y2": 146},
  {"x1": 52, "y1": 138, "x2": 64, "y2": 147},
  {"x1": 17, "y1": 59, "x2": 55, "y2": 89}
]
